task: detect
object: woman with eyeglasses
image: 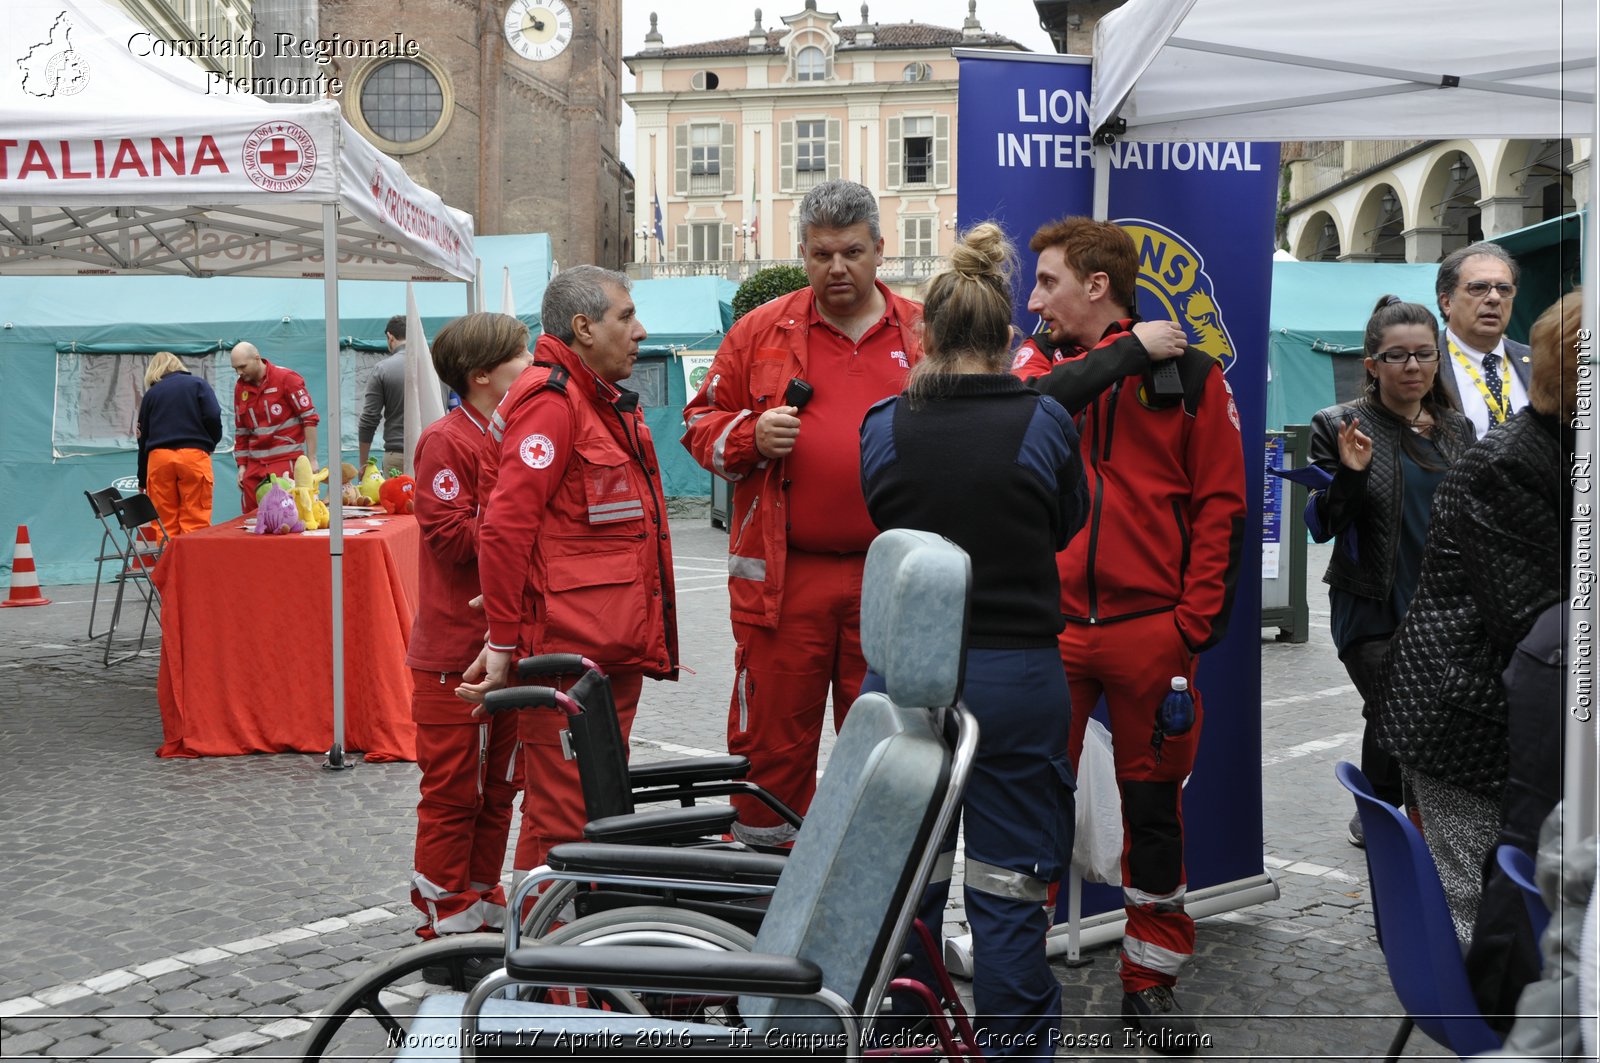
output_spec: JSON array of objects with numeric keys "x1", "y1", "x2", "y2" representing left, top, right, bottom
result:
[{"x1": 1307, "y1": 295, "x2": 1475, "y2": 845}]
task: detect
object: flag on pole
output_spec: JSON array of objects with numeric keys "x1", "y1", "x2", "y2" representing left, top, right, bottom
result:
[
  {"x1": 402, "y1": 282, "x2": 449, "y2": 476},
  {"x1": 652, "y1": 188, "x2": 665, "y2": 261},
  {"x1": 501, "y1": 266, "x2": 516, "y2": 318}
]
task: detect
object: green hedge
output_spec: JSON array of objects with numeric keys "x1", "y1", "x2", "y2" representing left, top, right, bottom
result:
[{"x1": 732, "y1": 266, "x2": 809, "y2": 322}]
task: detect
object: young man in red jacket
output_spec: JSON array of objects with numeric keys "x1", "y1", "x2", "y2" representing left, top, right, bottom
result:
[
  {"x1": 1019, "y1": 218, "x2": 1246, "y2": 1051},
  {"x1": 681, "y1": 180, "x2": 921, "y2": 846},
  {"x1": 459, "y1": 266, "x2": 678, "y2": 883},
  {"x1": 405, "y1": 313, "x2": 533, "y2": 976}
]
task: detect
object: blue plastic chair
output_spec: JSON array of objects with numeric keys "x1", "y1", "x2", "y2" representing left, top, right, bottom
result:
[
  {"x1": 1335, "y1": 762, "x2": 1502, "y2": 1061},
  {"x1": 1496, "y1": 843, "x2": 1551, "y2": 953}
]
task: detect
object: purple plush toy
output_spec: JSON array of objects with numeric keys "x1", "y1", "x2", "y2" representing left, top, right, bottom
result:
[{"x1": 254, "y1": 482, "x2": 305, "y2": 535}]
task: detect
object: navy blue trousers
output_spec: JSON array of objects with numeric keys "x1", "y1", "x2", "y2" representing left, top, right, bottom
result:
[{"x1": 869, "y1": 646, "x2": 1075, "y2": 1061}]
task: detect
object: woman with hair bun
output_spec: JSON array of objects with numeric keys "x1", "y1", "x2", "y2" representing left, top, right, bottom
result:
[
  {"x1": 1308, "y1": 295, "x2": 1475, "y2": 844},
  {"x1": 860, "y1": 221, "x2": 1087, "y2": 1059},
  {"x1": 136, "y1": 350, "x2": 224, "y2": 535}
]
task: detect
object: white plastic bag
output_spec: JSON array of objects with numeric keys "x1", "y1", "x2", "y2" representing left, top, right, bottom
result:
[{"x1": 1072, "y1": 718, "x2": 1124, "y2": 885}]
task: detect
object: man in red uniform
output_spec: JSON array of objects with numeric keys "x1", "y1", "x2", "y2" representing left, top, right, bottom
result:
[
  {"x1": 1018, "y1": 218, "x2": 1245, "y2": 1050},
  {"x1": 459, "y1": 266, "x2": 677, "y2": 882},
  {"x1": 406, "y1": 313, "x2": 533, "y2": 971},
  {"x1": 681, "y1": 179, "x2": 921, "y2": 846},
  {"x1": 230, "y1": 341, "x2": 319, "y2": 513}
]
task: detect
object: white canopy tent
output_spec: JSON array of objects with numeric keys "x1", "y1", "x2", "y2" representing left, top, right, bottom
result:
[
  {"x1": 1087, "y1": 0, "x2": 1598, "y2": 842},
  {"x1": 1, "y1": 0, "x2": 477, "y2": 766}
]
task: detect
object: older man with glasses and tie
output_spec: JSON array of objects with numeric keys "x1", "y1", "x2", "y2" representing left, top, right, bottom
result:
[{"x1": 1433, "y1": 242, "x2": 1531, "y2": 436}]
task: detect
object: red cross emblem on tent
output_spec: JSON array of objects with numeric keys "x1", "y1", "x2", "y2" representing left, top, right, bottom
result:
[{"x1": 242, "y1": 122, "x2": 318, "y2": 193}]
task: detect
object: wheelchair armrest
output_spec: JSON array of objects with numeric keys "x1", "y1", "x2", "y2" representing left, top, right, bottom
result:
[
  {"x1": 628, "y1": 755, "x2": 750, "y2": 787},
  {"x1": 583, "y1": 804, "x2": 738, "y2": 846},
  {"x1": 547, "y1": 842, "x2": 787, "y2": 885},
  {"x1": 506, "y1": 944, "x2": 821, "y2": 996}
]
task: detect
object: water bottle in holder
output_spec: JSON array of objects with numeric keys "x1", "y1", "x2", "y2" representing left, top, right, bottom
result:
[{"x1": 1150, "y1": 676, "x2": 1194, "y2": 764}]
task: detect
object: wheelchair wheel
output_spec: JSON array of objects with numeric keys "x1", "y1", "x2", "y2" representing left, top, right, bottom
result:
[
  {"x1": 534, "y1": 905, "x2": 756, "y2": 1026},
  {"x1": 519, "y1": 877, "x2": 581, "y2": 939},
  {"x1": 298, "y1": 932, "x2": 502, "y2": 1062}
]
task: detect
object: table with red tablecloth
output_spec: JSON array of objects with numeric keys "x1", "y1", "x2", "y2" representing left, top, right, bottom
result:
[{"x1": 154, "y1": 515, "x2": 420, "y2": 760}]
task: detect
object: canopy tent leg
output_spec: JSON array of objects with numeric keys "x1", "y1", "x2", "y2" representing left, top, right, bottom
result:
[{"x1": 322, "y1": 201, "x2": 353, "y2": 772}]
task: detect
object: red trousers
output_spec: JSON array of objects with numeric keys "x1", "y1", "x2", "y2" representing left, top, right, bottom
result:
[
  {"x1": 410, "y1": 669, "x2": 521, "y2": 938},
  {"x1": 1063, "y1": 612, "x2": 1205, "y2": 993},
  {"x1": 513, "y1": 671, "x2": 642, "y2": 874},
  {"x1": 145, "y1": 448, "x2": 214, "y2": 536},
  {"x1": 727, "y1": 550, "x2": 866, "y2": 843}
]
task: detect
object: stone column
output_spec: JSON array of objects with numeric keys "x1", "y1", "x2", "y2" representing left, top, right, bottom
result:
[
  {"x1": 1402, "y1": 226, "x2": 1450, "y2": 264},
  {"x1": 1476, "y1": 195, "x2": 1530, "y2": 237}
]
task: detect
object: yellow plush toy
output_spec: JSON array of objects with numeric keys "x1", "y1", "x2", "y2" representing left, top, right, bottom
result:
[
  {"x1": 356, "y1": 458, "x2": 385, "y2": 506},
  {"x1": 292, "y1": 455, "x2": 331, "y2": 531}
]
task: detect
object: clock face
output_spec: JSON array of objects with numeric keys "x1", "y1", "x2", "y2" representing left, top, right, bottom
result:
[{"x1": 504, "y1": 0, "x2": 574, "y2": 61}]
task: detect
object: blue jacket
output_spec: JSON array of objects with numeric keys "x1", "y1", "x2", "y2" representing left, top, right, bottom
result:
[{"x1": 137, "y1": 371, "x2": 223, "y2": 487}]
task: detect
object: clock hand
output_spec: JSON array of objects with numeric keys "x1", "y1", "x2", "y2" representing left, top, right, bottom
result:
[{"x1": 530, "y1": 15, "x2": 546, "y2": 30}]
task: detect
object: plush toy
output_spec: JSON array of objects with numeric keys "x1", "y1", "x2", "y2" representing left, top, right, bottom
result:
[
  {"x1": 356, "y1": 458, "x2": 385, "y2": 505},
  {"x1": 255, "y1": 472, "x2": 294, "y2": 505},
  {"x1": 253, "y1": 483, "x2": 305, "y2": 535},
  {"x1": 340, "y1": 462, "x2": 363, "y2": 506},
  {"x1": 378, "y1": 474, "x2": 416, "y2": 515},
  {"x1": 291, "y1": 455, "x2": 331, "y2": 531}
]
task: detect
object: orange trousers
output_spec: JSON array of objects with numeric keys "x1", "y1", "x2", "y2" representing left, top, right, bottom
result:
[{"x1": 145, "y1": 448, "x2": 214, "y2": 535}]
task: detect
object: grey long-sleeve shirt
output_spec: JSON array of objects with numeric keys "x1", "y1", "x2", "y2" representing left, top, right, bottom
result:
[{"x1": 358, "y1": 349, "x2": 406, "y2": 454}]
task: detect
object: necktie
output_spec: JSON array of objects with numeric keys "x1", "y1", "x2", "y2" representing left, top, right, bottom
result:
[{"x1": 1481, "y1": 354, "x2": 1506, "y2": 424}]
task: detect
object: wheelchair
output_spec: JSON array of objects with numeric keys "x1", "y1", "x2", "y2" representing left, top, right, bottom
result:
[{"x1": 300, "y1": 529, "x2": 981, "y2": 1061}]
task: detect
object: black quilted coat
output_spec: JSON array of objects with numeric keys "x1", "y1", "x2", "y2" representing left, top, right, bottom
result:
[
  {"x1": 1375, "y1": 409, "x2": 1565, "y2": 800},
  {"x1": 1308, "y1": 396, "x2": 1476, "y2": 600}
]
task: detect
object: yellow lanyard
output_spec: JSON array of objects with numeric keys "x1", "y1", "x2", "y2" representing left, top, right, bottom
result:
[{"x1": 1447, "y1": 338, "x2": 1511, "y2": 425}]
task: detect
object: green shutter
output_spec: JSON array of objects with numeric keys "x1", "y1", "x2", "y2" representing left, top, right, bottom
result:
[
  {"x1": 722, "y1": 122, "x2": 736, "y2": 195},
  {"x1": 721, "y1": 223, "x2": 734, "y2": 262},
  {"x1": 934, "y1": 115, "x2": 950, "y2": 187},
  {"x1": 674, "y1": 125, "x2": 688, "y2": 196},
  {"x1": 675, "y1": 223, "x2": 689, "y2": 262},
  {"x1": 779, "y1": 121, "x2": 794, "y2": 193},
  {"x1": 886, "y1": 117, "x2": 901, "y2": 189},
  {"x1": 826, "y1": 118, "x2": 841, "y2": 181}
]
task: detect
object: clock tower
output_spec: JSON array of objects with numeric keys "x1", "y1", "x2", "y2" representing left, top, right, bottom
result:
[{"x1": 317, "y1": 0, "x2": 629, "y2": 267}]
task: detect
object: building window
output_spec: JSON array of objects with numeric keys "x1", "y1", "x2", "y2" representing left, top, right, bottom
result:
[
  {"x1": 902, "y1": 217, "x2": 936, "y2": 258},
  {"x1": 344, "y1": 56, "x2": 453, "y2": 154},
  {"x1": 795, "y1": 120, "x2": 826, "y2": 190},
  {"x1": 903, "y1": 116, "x2": 934, "y2": 185},
  {"x1": 691, "y1": 222, "x2": 724, "y2": 262},
  {"x1": 902, "y1": 62, "x2": 931, "y2": 82},
  {"x1": 360, "y1": 60, "x2": 445, "y2": 146},
  {"x1": 691, "y1": 70, "x2": 720, "y2": 91},
  {"x1": 796, "y1": 46, "x2": 826, "y2": 82},
  {"x1": 689, "y1": 125, "x2": 722, "y2": 195}
]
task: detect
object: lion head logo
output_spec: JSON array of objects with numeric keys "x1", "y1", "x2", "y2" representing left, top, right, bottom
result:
[{"x1": 1117, "y1": 219, "x2": 1237, "y2": 375}]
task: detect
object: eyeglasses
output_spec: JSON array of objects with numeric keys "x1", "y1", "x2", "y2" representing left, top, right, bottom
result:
[
  {"x1": 1460, "y1": 281, "x2": 1517, "y2": 298},
  {"x1": 1373, "y1": 348, "x2": 1440, "y2": 364}
]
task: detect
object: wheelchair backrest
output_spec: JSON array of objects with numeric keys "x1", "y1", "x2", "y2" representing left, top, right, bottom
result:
[
  {"x1": 859, "y1": 528, "x2": 970, "y2": 709},
  {"x1": 564, "y1": 668, "x2": 634, "y2": 821},
  {"x1": 740, "y1": 529, "x2": 970, "y2": 1034}
]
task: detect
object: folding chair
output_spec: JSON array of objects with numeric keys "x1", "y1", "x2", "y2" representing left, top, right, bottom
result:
[
  {"x1": 83, "y1": 486, "x2": 124, "y2": 641},
  {"x1": 1335, "y1": 761, "x2": 1502, "y2": 1061},
  {"x1": 101, "y1": 492, "x2": 170, "y2": 666}
]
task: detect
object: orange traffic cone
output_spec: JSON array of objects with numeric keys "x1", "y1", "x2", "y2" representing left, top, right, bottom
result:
[{"x1": 2, "y1": 525, "x2": 51, "y2": 608}]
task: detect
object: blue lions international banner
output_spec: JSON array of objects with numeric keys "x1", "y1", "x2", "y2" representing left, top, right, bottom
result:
[{"x1": 956, "y1": 50, "x2": 1281, "y2": 936}]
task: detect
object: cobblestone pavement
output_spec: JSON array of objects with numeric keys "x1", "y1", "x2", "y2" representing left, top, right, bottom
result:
[{"x1": 0, "y1": 524, "x2": 1441, "y2": 1060}]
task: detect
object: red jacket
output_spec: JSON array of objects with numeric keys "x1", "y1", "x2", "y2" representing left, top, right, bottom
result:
[
  {"x1": 478, "y1": 334, "x2": 677, "y2": 679},
  {"x1": 680, "y1": 283, "x2": 922, "y2": 627},
  {"x1": 234, "y1": 359, "x2": 317, "y2": 469},
  {"x1": 406, "y1": 404, "x2": 493, "y2": 673},
  {"x1": 1017, "y1": 321, "x2": 1246, "y2": 652}
]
